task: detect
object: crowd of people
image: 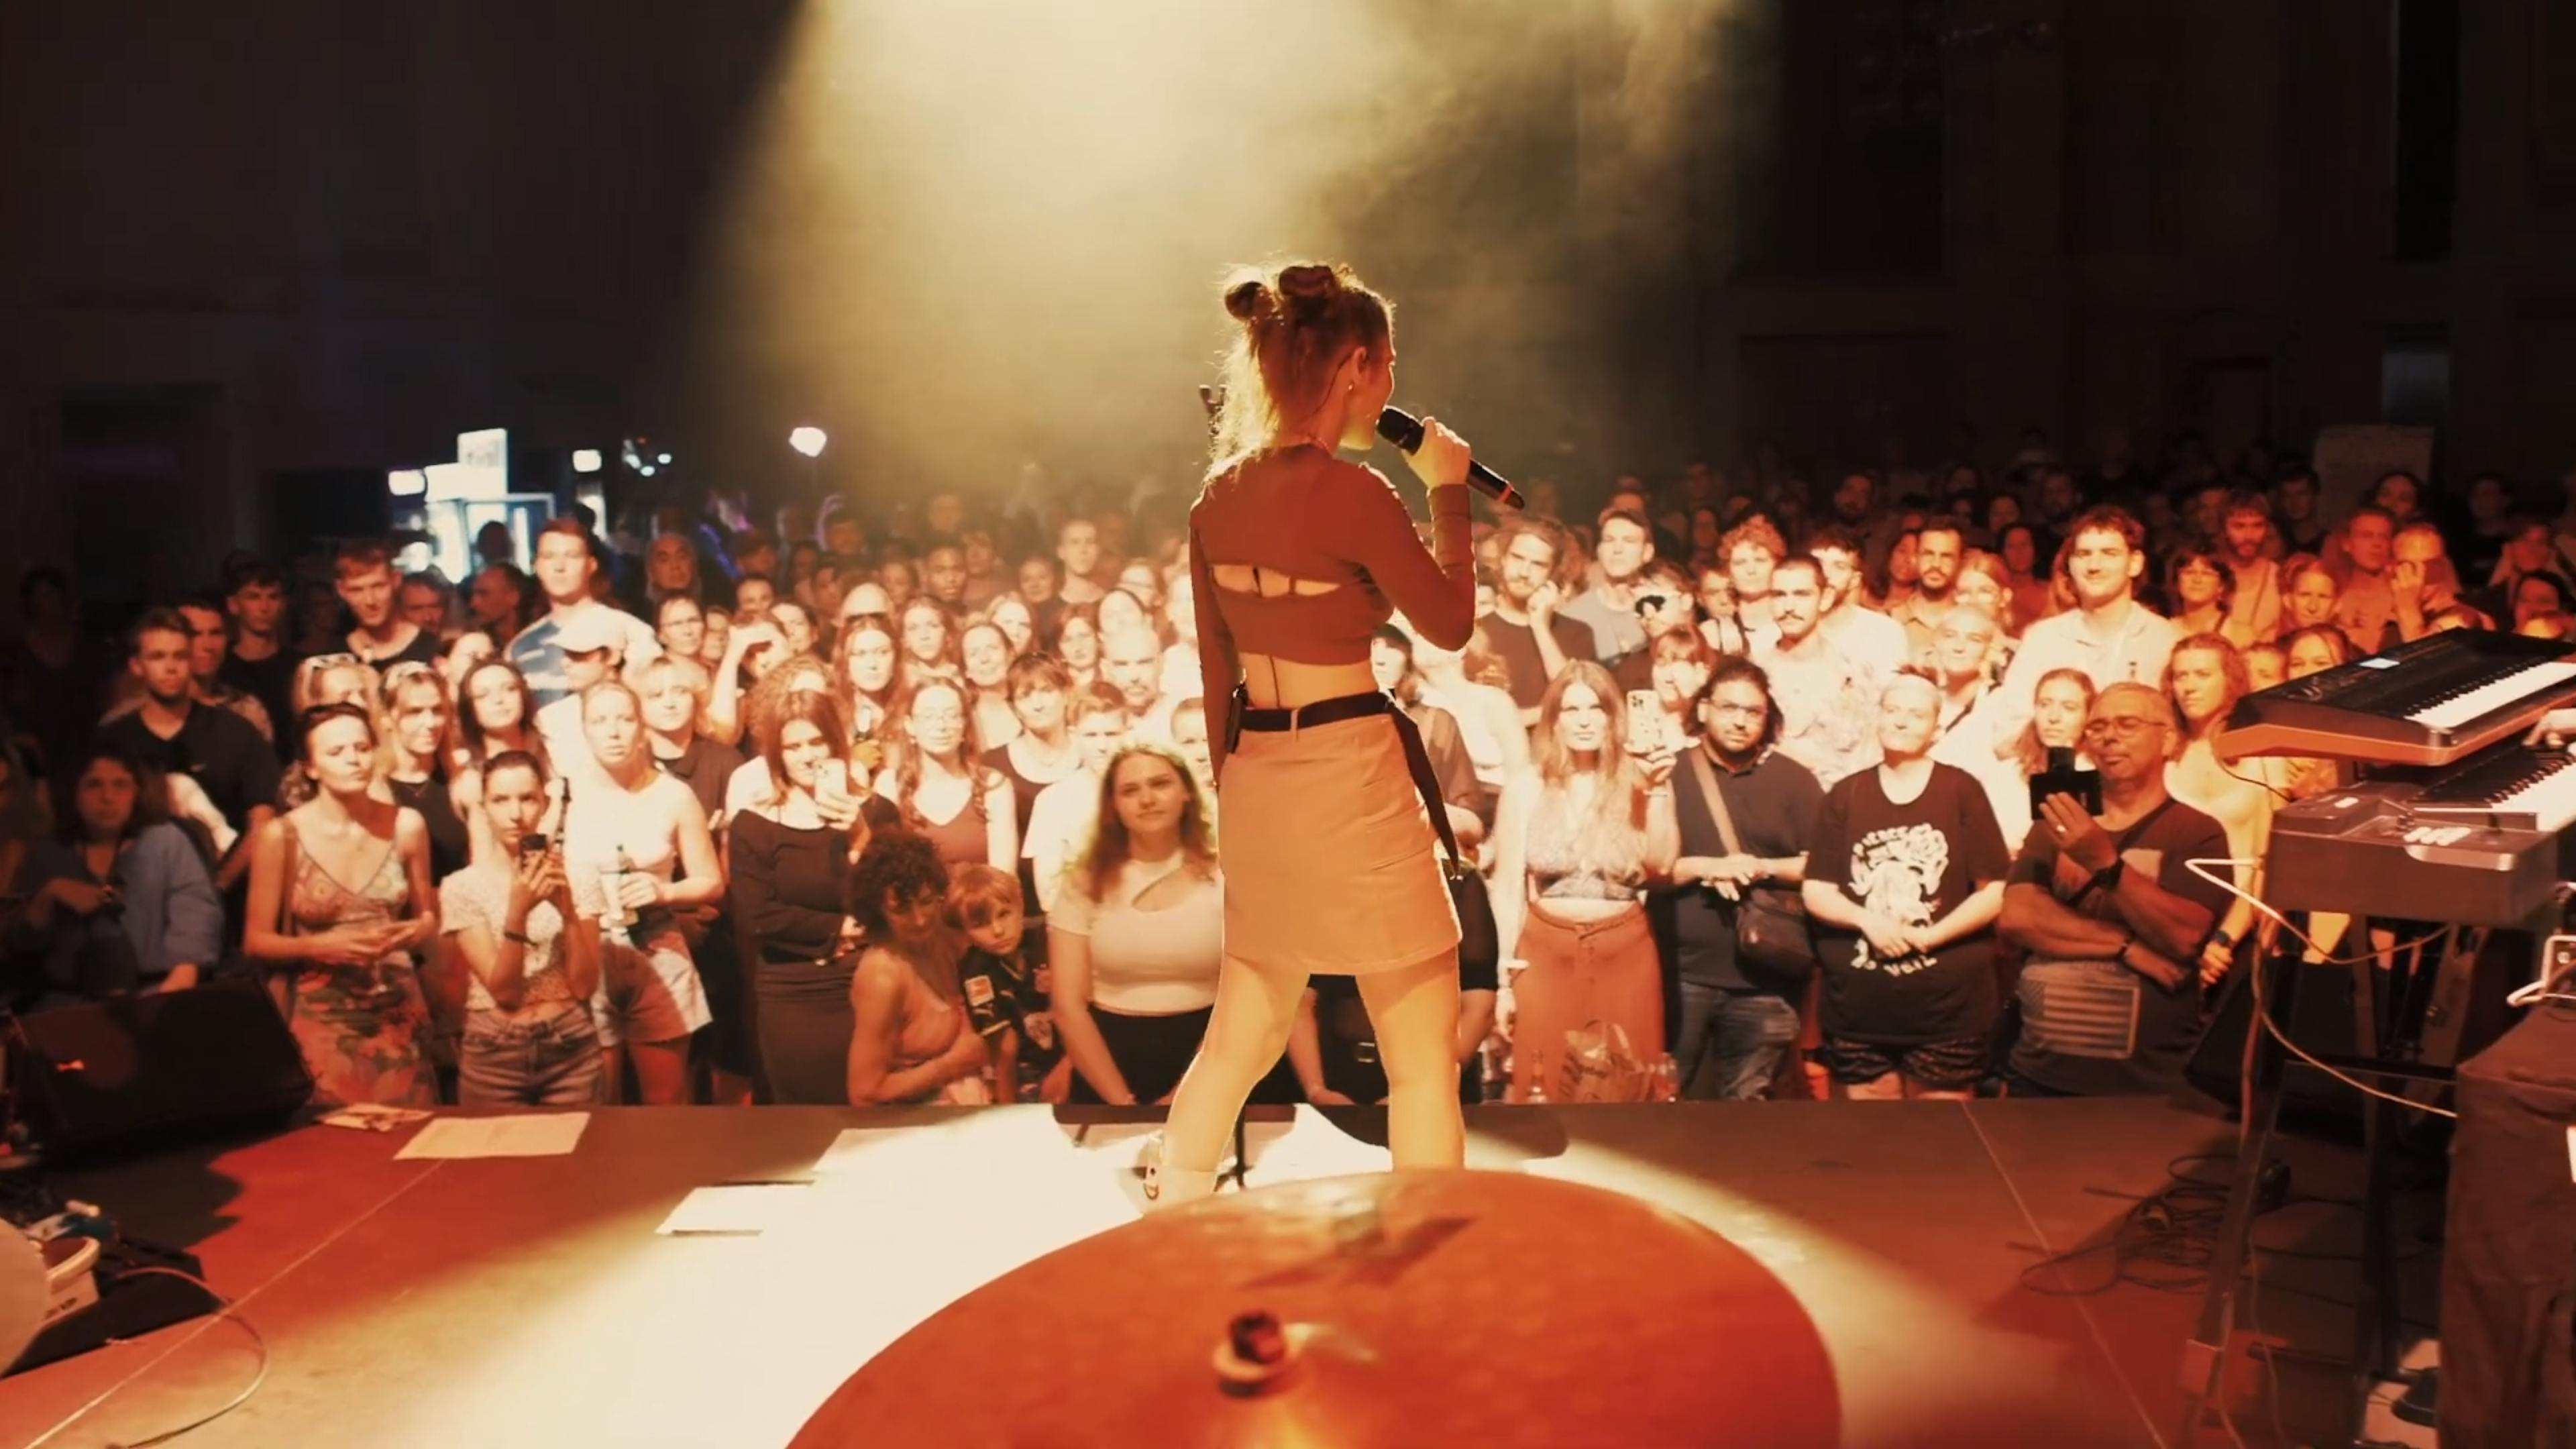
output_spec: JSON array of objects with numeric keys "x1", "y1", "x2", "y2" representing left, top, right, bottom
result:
[{"x1": 2, "y1": 432, "x2": 2564, "y2": 1109}]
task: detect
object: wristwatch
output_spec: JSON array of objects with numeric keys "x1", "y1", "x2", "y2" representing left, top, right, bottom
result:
[{"x1": 2085, "y1": 859, "x2": 2125, "y2": 896}]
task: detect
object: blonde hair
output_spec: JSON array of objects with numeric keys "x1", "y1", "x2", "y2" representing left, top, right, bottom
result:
[{"x1": 1205, "y1": 260, "x2": 1392, "y2": 476}]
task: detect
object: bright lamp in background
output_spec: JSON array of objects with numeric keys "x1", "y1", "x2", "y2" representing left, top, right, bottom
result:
[
  {"x1": 788, "y1": 427, "x2": 828, "y2": 459},
  {"x1": 572, "y1": 449, "x2": 603, "y2": 474}
]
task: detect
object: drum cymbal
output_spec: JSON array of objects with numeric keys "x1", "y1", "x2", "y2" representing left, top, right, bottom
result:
[{"x1": 793, "y1": 1169, "x2": 1836, "y2": 1448}]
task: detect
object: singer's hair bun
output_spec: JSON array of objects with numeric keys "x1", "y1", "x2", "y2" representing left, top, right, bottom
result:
[
  {"x1": 1222, "y1": 278, "x2": 1271, "y2": 323},
  {"x1": 1276, "y1": 264, "x2": 1338, "y2": 321}
]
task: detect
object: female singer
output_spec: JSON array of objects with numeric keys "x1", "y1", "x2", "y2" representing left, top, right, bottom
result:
[{"x1": 1150, "y1": 260, "x2": 1477, "y2": 1203}]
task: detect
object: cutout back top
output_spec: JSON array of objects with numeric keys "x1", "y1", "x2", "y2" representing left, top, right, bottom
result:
[{"x1": 1189, "y1": 445, "x2": 1474, "y2": 780}]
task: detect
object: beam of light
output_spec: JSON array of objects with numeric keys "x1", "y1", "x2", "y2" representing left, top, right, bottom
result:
[{"x1": 678, "y1": 1, "x2": 1743, "y2": 494}]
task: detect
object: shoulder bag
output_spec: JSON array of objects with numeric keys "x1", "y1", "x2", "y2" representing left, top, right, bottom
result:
[{"x1": 1683, "y1": 749, "x2": 1817, "y2": 982}]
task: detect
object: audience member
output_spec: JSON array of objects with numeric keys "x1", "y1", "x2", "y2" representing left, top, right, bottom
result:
[
  {"x1": 843, "y1": 830, "x2": 989, "y2": 1104},
  {"x1": 1049, "y1": 743, "x2": 1232, "y2": 1106},
  {"x1": 1998, "y1": 683, "x2": 2229, "y2": 1097},
  {"x1": 1799, "y1": 674, "x2": 2010, "y2": 1102},
  {"x1": 442, "y1": 750, "x2": 604, "y2": 1106},
  {"x1": 244, "y1": 703, "x2": 439, "y2": 1107}
]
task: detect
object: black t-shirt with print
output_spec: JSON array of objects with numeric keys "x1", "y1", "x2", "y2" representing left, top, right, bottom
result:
[
  {"x1": 1807, "y1": 761, "x2": 2010, "y2": 1046},
  {"x1": 961, "y1": 938, "x2": 1062, "y2": 1094},
  {"x1": 2005, "y1": 797, "x2": 2232, "y2": 1096},
  {"x1": 1481, "y1": 612, "x2": 1596, "y2": 710}
]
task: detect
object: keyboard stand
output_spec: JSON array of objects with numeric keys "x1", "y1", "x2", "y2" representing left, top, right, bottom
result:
[{"x1": 2176, "y1": 930, "x2": 2464, "y2": 1445}]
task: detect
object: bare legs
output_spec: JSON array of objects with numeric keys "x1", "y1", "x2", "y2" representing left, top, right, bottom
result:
[
  {"x1": 1159, "y1": 947, "x2": 1466, "y2": 1201},
  {"x1": 1354, "y1": 950, "x2": 1465, "y2": 1169},
  {"x1": 1161, "y1": 954, "x2": 1310, "y2": 1183}
]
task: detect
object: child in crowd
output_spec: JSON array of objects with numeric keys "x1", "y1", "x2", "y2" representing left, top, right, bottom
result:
[{"x1": 949, "y1": 863, "x2": 1069, "y2": 1103}]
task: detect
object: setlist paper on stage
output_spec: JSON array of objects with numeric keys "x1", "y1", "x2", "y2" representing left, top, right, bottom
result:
[
  {"x1": 395, "y1": 1113, "x2": 591, "y2": 1160},
  {"x1": 657, "y1": 1183, "x2": 812, "y2": 1236}
]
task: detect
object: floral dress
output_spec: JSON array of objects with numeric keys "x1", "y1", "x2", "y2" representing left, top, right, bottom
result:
[{"x1": 274, "y1": 819, "x2": 434, "y2": 1107}]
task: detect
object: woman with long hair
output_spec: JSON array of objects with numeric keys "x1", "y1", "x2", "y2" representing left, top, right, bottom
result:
[
  {"x1": 986, "y1": 594, "x2": 1037, "y2": 658},
  {"x1": 1953, "y1": 551, "x2": 2020, "y2": 676},
  {"x1": 835, "y1": 612, "x2": 902, "y2": 761},
  {"x1": 959, "y1": 621, "x2": 1021, "y2": 749},
  {"x1": 14, "y1": 748, "x2": 221, "y2": 1004},
  {"x1": 2165, "y1": 633, "x2": 2285, "y2": 983},
  {"x1": 844, "y1": 830, "x2": 989, "y2": 1104},
  {"x1": 561, "y1": 680, "x2": 723, "y2": 1104},
  {"x1": 1145, "y1": 260, "x2": 1487, "y2": 1203},
  {"x1": 1050, "y1": 743, "x2": 1234, "y2": 1106},
  {"x1": 243, "y1": 704, "x2": 440, "y2": 1106},
  {"x1": 877, "y1": 678, "x2": 1016, "y2": 872},
  {"x1": 896, "y1": 598, "x2": 962, "y2": 688},
  {"x1": 730, "y1": 691, "x2": 880, "y2": 1103},
  {"x1": 379, "y1": 661, "x2": 468, "y2": 881},
  {"x1": 1491, "y1": 663, "x2": 1679, "y2": 1101}
]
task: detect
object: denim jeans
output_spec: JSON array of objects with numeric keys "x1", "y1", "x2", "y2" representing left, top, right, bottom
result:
[
  {"x1": 457, "y1": 1007, "x2": 604, "y2": 1107},
  {"x1": 1672, "y1": 983, "x2": 1801, "y2": 1101}
]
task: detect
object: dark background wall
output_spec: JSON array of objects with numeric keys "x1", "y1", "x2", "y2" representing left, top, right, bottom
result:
[{"x1": 2, "y1": 0, "x2": 2570, "y2": 609}]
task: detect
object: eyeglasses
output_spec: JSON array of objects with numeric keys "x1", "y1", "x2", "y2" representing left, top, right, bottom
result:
[{"x1": 2081, "y1": 716, "x2": 2162, "y2": 741}]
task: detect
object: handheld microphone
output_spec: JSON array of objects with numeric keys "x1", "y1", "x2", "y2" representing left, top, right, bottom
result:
[{"x1": 1376, "y1": 407, "x2": 1523, "y2": 510}]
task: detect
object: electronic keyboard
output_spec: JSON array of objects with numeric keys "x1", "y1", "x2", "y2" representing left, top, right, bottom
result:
[{"x1": 2216, "y1": 631, "x2": 2576, "y2": 767}]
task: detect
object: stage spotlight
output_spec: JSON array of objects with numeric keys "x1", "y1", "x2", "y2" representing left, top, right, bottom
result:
[
  {"x1": 572, "y1": 449, "x2": 603, "y2": 474},
  {"x1": 789, "y1": 427, "x2": 828, "y2": 459},
  {"x1": 657, "y1": 452, "x2": 674, "y2": 466},
  {"x1": 639, "y1": 464, "x2": 659, "y2": 478}
]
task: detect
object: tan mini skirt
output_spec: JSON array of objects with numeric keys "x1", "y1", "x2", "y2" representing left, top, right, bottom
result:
[{"x1": 1216, "y1": 708, "x2": 1460, "y2": 975}]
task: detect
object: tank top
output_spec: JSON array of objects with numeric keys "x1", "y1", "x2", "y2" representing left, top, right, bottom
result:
[
  {"x1": 908, "y1": 777, "x2": 991, "y2": 869},
  {"x1": 1521, "y1": 786, "x2": 1648, "y2": 902},
  {"x1": 564, "y1": 771, "x2": 684, "y2": 938}
]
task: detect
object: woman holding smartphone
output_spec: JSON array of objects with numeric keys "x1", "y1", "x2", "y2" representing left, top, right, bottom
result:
[
  {"x1": 730, "y1": 692, "x2": 878, "y2": 1103},
  {"x1": 441, "y1": 750, "x2": 604, "y2": 1105}
]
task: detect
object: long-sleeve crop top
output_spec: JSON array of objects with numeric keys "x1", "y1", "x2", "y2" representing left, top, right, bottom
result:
[{"x1": 1189, "y1": 445, "x2": 1476, "y2": 782}]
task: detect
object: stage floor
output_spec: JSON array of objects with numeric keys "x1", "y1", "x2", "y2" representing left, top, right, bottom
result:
[{"x1": 1, "y1": 1099, "x2": 2432, "y2": 1448}]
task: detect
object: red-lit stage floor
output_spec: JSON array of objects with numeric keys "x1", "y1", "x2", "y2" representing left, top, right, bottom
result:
[{"x1": 1, "y1": 1100, "x2": 2430, "y2": 1448}]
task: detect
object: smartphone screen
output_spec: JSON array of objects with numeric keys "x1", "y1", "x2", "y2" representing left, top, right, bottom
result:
[
  {"x1": 1625, "y1": 690, "x2": 1662, "y2": 755},
  {"x1": 2028, "y1": 747, "x2": 2104, "y2": 817}
]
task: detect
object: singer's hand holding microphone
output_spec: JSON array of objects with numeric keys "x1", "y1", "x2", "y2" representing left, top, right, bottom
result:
[
  {"x1": 1375, "y1": 406, "x2": 1523, "y2": 509},
  {"x1": 1400, "y1": 415, "x2": 1472, "y2": 494}
]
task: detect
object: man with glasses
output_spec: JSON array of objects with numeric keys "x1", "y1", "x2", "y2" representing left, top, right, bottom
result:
[
  {"x1": 1997, "y1": 682, "x2": 2231, "y2": 1097},
  {"x1": 1560, "y1": 508, "x2": 1656, "y2": 667},
  {"x1": 1656, "y1": 657, "x2": 1821, "y2": 1099}
]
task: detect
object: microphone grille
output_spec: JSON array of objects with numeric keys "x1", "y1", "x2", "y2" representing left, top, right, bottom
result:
[{"x1": 1375, "y1": 407, "x2": 1424, "y2": 452}]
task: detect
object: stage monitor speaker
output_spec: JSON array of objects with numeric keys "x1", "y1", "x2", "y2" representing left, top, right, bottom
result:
[
  {"x1": 6, "y1": 975, "x2": 312, "y2": 1164},
  {"x1": 2440, "y1": 1006, "x2": 2576, "y2": 1449}
]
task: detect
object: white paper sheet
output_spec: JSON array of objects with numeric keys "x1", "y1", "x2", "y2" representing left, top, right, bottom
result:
[
  {"x1": 394, "y1": 1112, "x2": 591, "y2": 1160},
  {"x1": 810, "y1": 1127, "x2": 916, "y2": 1175},
  {"x1": 656, "y1": 1183, "x2": 812, "y2": 1236}
]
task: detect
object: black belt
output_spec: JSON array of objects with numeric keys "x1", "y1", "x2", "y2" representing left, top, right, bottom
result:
[{"x1": 1232, "y1": 686, "x2": 1393, "y2": 733}]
